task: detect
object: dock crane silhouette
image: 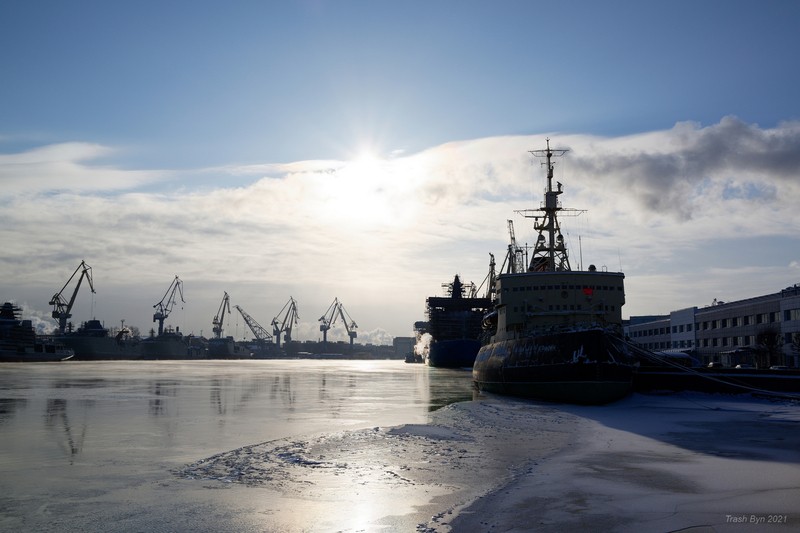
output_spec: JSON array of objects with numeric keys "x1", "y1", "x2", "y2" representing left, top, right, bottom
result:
[
  {"x1": 49, "y1": 260, "x2": 95, "y2": 334},
  {"x1": 319, "y1": 297, "x2": 358, "y2": 347},
  {"x1": 212, "y1": 292, "x2": 231, "y2": 339},
  {"x1": 152, "y1": 275, "x2": 184, "y2": 336},
  {"x1": 271, "y1": 297, "x2": 299, "y2": 347},
  {"x1": 235, "y1": 305, "x2": 273, "y2": 344}
]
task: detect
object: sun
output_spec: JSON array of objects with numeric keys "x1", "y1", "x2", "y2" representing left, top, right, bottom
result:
[
  {"x1": 324, "y1": 149, "x2": 395, "y2": 226},
  {"x1": 349, "y1": 149, "x2": 383, "y2": 176}
]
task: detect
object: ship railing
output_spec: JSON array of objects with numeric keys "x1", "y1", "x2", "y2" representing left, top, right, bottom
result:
[{"x1": 522, "y1": 321, "x2": 619, "y2": 337}]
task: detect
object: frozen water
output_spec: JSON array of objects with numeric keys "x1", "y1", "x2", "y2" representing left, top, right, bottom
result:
[{"x1": 1, "y1": 361, "x2": 798, "y2": 532}]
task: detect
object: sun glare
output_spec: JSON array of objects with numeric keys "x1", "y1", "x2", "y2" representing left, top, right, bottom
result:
[{"x1": 324, "y1": 150, "x2": 396, "y2": 226}]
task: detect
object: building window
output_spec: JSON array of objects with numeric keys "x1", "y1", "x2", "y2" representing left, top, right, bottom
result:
[
  {"x1": 687, "y1": 324, "x2": 693, "y2": 331},
  {"x1": 743, "y1": 315, "x2": 750, "y2": 326}
]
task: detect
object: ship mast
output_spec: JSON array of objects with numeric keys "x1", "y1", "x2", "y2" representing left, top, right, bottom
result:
[{"x1": 526, "y1": 139, "x2": 572, "y2": 272}]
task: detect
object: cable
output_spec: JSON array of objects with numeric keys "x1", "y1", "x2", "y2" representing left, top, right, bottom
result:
[{"x1": 615, "y1": 336, "x2": 800, "y2": 401}]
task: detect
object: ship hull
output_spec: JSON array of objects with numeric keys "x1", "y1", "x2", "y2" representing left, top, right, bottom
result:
[
  {"x1": 0, "y1": 342, "x2": 74, "y2": 362},
  {"x1": 58, "y1": 336, "x2": 141, "y2": 360},
  {"x1": 427, "y1": 339, "x2": 481, "y2": 368},
  {"x1": 139, "y1": 334, "x2": 201, "y2": 360},
  {"x1": 207, "y1": 337, "x2": 251, "y2": 359},
  {"x1": 473, "y1": 329, "x2": 635, "y2": 404}
]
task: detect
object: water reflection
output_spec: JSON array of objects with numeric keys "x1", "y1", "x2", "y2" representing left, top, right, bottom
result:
[
  {"x1": 150, "y1": 381, "x2": 178, "y2": 416},
  {"x1": 420, "y1": 367, "x2": 478, "y2": 411},
  {"x1": 0, "y1": 398, "x2": 27, "y2": 425},
  {"x1": 1, "y1": 361, "x2": 476, "y2": 476},
  {"x1": 44, "y1": 398, "x2": 87, "y2": 464}
]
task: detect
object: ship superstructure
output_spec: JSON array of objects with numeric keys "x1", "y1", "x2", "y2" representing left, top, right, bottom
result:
[
  {"x1": 473, "y1": 140, "x2": 635, "y2": 404},
  {"x1": 424, "y1": 275, "x2": 491, "y2": 368}
]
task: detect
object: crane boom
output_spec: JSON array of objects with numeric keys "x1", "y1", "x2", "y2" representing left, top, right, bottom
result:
[
  {"x1": 476, "y1": 252, "x2": 497, "y2": 300},
  {"x1": 505, "y1": 219, "x2": 526, "y2": 273},
  {"x1": 271, "y1": 297, "x2": 299, "y2": 347},
  {"x1": 49, "y1": 260, "x2": 95, "y2": 334},
  {"x1": 319, "y1": 297, "x2": 358, "y2": 346},
  {"x1": 153, "y1": 275, "x2": 184, "y2": 336},
  {"x1": 212, "y1": 292, "x2": 231, "y2": 339},
  {"x1": 234, "y1": 305, "x2": 273, "y2": 343}
]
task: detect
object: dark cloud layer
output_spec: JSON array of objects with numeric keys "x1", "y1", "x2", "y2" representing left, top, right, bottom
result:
[{"x1": 571, "y1": 117, "x2": 800, "y2": 218}]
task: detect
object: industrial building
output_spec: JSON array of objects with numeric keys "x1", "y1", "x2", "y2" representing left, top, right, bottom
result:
[{"x1": 625, "y1": 283, "x2": 800, "y2": 368}]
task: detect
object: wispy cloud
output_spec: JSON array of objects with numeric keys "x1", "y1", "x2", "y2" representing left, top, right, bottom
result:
[{"x1": 0, "y1": 142, "x2": 166, "y2": 195}]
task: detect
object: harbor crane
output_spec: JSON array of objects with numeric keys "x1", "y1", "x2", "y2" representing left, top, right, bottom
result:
[
  {"x1": 476, "y1": 253, "x2": 497, "y2": 301},
  {"x1": 271, "y1": 297, "x2": 299, "y2": 347},
  {"x1": 504, "y1": 219, "x2": 527, "y2": 274},
  {"x1": 153, "y1": 275, "x2": 184, "y2": 336},
  {"x1": 234, "y1": 305, "x2": 273, "y2": 344},
  {"x1": 49, "y1": 260, "x2": 95, "y2": 334},
  {"x1": 318, "y1": 297, "x2": 358, "y2": 346},
  {"x1": 212, "y1": 292, "x2": 231, "y2": 339}
]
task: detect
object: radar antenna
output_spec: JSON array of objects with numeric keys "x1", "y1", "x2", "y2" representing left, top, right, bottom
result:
[{"x1": 521, "y1": 139, "x2": 583, "y2": 272}]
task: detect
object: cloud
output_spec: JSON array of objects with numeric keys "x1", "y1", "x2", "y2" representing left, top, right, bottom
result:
[
  {"x1": 568, "y1": 116, "x2": 800, "y2": 220},
  {"x1": 0, "y1": 142, "x2": 165, "y2": 196},
  {"x1": 2, "y1": 118, "x2": 799, "y2": 339}
]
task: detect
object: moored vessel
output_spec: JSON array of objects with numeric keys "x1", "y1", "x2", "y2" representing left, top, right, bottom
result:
[
  {"x1": 0, "y1": 302, "x2": 74, "y2": 362},
  {"x1": 48, "y1": 261, "x2": 141, "y2": 360},
  {"x1": 140, "y1": 275, "x2": 202, "y2": 359},
  {"x1": 57, "y1": 318, "x2": 141, "y2": 360},
  {"x1": 423, "y1": 275, "x2": 491, "y2": 368},
  {"x1": 139, "y1": 326, "x2": 198, "y2": 359},
  {"x1": 473, "y1": 140, "x2": 636, "y2": 404},
  {"x1": 207, "y1": 292, "x2": 251, "y2": 358}
]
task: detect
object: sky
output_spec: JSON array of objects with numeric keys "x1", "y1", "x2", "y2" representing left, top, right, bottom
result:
[{"x1": 2, "y1": 1, "x2": 800, "y2": 345}]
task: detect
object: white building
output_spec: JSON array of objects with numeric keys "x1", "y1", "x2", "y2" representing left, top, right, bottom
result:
[{"x1": 625, "y1": 284, "x2": 800, "y2": 368}]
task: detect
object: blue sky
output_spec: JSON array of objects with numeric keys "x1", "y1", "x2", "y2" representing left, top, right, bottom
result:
[{"x1": 2, "y1": 1, "x2": 800, "y2": 343}]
